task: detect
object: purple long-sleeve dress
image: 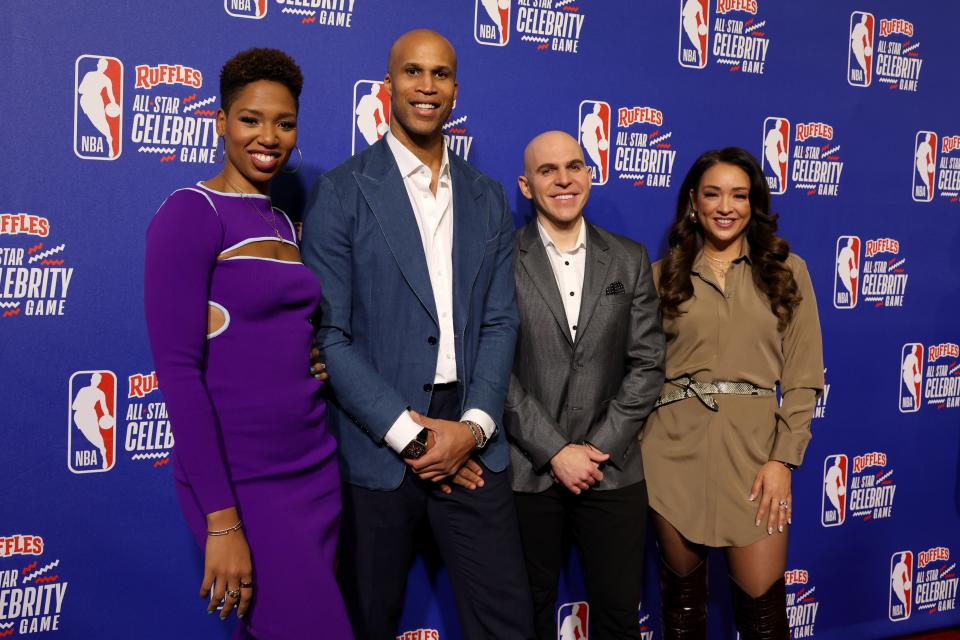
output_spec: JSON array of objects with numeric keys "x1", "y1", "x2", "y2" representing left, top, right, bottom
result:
[{"x1": 144, "y1": 183, "x2": 352, "y2": 639}]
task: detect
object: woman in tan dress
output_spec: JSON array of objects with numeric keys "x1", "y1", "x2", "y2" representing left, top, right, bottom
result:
[{"x1": 641, "y1": 147, "x2": 823, "y2": 639}]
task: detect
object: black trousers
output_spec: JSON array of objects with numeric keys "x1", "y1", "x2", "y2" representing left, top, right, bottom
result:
[
  {"x1": 338, "y1": 385, "x2": 535, "y2": 640},
  {"x1": 514, "y1": 480, "x2": 649, "y2": 640}
]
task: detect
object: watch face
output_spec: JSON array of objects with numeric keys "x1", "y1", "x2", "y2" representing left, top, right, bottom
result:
[{"x1": 403, "y1": 440, "x2": 427, "y2": 459}]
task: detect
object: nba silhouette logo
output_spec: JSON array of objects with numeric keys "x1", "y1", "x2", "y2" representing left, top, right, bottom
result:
[
  {"x1": 578, "y1": 100, "x2": 611, "y2": 186},
  {"x1": 557, "y1": 601, "x2": 588, "y2": 640},
  {"x1": 820, "y1": 454, "x2": 848, "y2": 527},
  {"x1": 68, "y1": 370, "x2": 118, "y2": 474},
  {"x1": 224, "y1": 0, "x2": 267, "y2": 19},
  {"x1": 762, "y1": 117, "x2": 790, "y2": 195},
  {"x1": 833, "y1": 235, "x2": 861, "y2": 309},
  {"x1": 678, "y1": 0, "x2": 709, "y2": 69},
  {"x1": 899, "y1": 343, "x2": 924, "y2": 413},
  {"x1": 912, "y1": 131, "x2": 938, "y2": 203},
  {"x1": 352, "y1": 80, "x2": 391, "y2": 155},
  {"x1": 889, "y1": 551, "x2": 913, "y2": 621},
  {"x1": 74, "y1": 55, "x2": 123, "y2": 161},
  {"x1": 475, "y1": 0, "x2": 511, "y2": 47},
  {"x1": 847, "y1": 11, "x2": 875, "y2": 87}
]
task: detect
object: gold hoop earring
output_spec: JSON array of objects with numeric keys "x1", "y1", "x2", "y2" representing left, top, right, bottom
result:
[{"x1": 283, "y1": 146, "x2": 303, "y2": 174}]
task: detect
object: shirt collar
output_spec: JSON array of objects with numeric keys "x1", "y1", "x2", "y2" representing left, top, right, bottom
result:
[
  {"x1": 385, "y1": 130, "x2": 450, "y2": 181},
  {"x1": 691, "y1": 237, "x2": 752, "y2": 273},
  {"x1": 537, "y1": 217, "x2": 587, "y2": 253}
]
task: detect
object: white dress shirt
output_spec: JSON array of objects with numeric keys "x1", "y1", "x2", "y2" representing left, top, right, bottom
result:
[
  {"x1": 538, "y1": 218, "x2": 587, "y2": 340},
  {"x1": 382, "y1": 132, "x2": 495, "y2": 453}
]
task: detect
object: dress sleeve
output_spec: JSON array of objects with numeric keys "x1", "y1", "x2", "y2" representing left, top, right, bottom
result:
[
  {"x1": 770, "y1": 257, "x2": 824, "y2": 467},
  {"x1": 144, "y1": 190, "x2": 235, "y2": 515}
]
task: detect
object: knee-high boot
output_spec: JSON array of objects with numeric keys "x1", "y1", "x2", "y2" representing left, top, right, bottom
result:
[
  {"x1": 659, "y1": 557, "x2": 708, "y2": 639},
  {"x1": 729, "y1": 577, "x2": 789, "y2": 640}
]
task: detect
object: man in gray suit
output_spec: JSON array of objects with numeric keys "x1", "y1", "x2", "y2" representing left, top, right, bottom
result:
[{"x1": 505, "y1": 131, "x2": 665, "y2": 639}]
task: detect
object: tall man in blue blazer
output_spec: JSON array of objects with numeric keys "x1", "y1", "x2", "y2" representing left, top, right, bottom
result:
[
  {"x1": 302, "y1": 29, "x2": 533, "y2": 639},
  {"x1": 507, "y1": 131, "x2": 665, "y2": 639}
]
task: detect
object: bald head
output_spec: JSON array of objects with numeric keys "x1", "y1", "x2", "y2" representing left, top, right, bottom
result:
[
  {"x1": 388, "y1": 29, "x2": 457, "y2": 75},
  {"x1": 518, "y1": 130, "x2": 590, "y2": 229},
  {"x1": 523, "y1": 131, "x2": 584, "y2": 177}
]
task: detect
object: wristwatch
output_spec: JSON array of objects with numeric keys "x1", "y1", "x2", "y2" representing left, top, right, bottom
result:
[{"x1": 401, "y1": 428, "x2": 429, "y2": 459}]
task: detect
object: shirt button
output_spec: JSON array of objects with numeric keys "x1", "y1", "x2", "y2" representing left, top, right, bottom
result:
[
  {"x1": 572, "y1": 325, "x2": 577, "y2": 331},
  {"x1": 569, "y1": 291, "x2": 575, "y2": 296},
  {"x1": 565, "y1": 261, "x2": 570, "y2": 266},
  {"x1": 446, "y1": 354, "x2": 453, "y2": 360}
]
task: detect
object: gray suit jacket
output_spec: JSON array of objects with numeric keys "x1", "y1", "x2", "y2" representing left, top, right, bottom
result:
[{"x1": 504, "y1": 219, "x2": 665, "y2": 493}]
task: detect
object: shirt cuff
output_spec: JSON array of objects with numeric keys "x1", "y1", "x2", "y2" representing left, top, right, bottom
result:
[
  {"x1": 460, "y1": 408, "x2": 496, "y2": 440},
  {"x1": 383, "y1": 410, "x2": 422, "y2": 454}
]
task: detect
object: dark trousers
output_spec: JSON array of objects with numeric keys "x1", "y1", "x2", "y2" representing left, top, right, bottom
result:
[
  {"x1": 514, "y1": 481, "x2": 649, "y2": 640},
  {"x1": 338, "y1": 385, "x2": 535, "y2": 640}
]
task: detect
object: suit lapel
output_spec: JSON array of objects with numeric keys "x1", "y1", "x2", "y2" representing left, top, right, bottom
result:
[
  {"x1": 573, "y1": 223, "x2": 611, "y2": 345},
  {"x1": 518, "y1": 221, "x2": 573, "y2": 344},
  {"x1": 354, "y1": 139, "x2": 437, "y2": 325},
  {"x1": 451, "y1": 158, "x2": 486, "y2": 333}
]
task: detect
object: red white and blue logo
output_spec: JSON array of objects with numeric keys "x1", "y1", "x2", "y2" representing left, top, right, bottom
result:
[
  {"x1": 915, "y1": 546, "x2": 958, "y2": 616},
  {"x1": 352, "y1": 80, "x2": 391, "y2": 155},
  {"x1": 899, "y1": 343, "x2": 924, "y2": 413},
  {"x1": 913, "y1": 131, "x2": 937, "y2": 203},
  {"x1": 890, "y1": 550, "x2": 914, "y2": 621},
  {"x1": 223, "y1": 0, "x2": 267, "y2": 19},
  {"x1": 785, "y1": 569, "x2": 819, "y2": 638},
  {"x1": 834, "y1": 236, "x2": 861, "y2": 309},
  {"x1": 68, "y1": 370, "x2": 117, "y2": 473},
  {"x1": 475, "y1": 0, "x2": 511, "y2": 47},
  {"x1": 578, "y1": 100, "x2": 611, "y2": 186},
  {"x1": 678, "y1": 0, "x2": 710, "y2": 69},
  {"x1": 762, "y1": 117, "x2": 790, "y2": 195},
  {"x1": 74, "y1": 55, "x2": 123, "y2": 161},
  {"x1": 847, "y1": 11, "x2": 875, "y2": 87},
  {"x1": 557, "y1": 601, "x2": 588, "y2": 640},
  {"x1": 821, "y1": 454, "x2": 847, "y2": 527}
]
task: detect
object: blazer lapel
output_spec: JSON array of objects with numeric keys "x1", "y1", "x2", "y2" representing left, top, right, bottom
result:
[
  {"x1": 354, "y1": 139, "x2": 437, "y2": 325},
  {"x1": 451, "y1": 159, "x2": 486, "y2": 332},
  {"x1": 573, "y1": 223, "x2": 611, "y2": 345},
  {"x1": 518, "y1": 220, "x2": 573, "y2": 344}
]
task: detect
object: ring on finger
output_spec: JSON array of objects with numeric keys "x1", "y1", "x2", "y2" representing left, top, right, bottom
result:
[
  {"x1": 226, "y1": 589, "x2": 241, "y2": 600},
  {"x1": 240, "y1": 581, "x2": 254, "y2": 589},
  {"x1": 778, "y1": 499, "x2": 788, "y2": 508}
]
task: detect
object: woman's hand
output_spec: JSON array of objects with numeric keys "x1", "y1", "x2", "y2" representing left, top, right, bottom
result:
[
  {"x1": 309, "y1": 346, "x2": 328, "y2": 381},
  {"x1": 749, "y1": 461, "x2": 792, "y2": 535},
  {"x1": 202, "y1": 508, "x2": 254, "y2": 620}
]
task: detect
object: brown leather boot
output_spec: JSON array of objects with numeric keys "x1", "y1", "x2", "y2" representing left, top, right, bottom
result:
[
  {"x1": 729, "y1": 577, "x2": 789, "y2": 639},
  {"x1": 659, "y1": 557, "x2": 708, "y2": 639}
]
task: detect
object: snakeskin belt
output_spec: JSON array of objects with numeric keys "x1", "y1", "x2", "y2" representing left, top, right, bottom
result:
[{"x1": 654, "y1": 376, "x2": 774, "y2": 412}]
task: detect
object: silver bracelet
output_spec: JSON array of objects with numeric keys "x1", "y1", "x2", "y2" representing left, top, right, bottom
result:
[
  {"x1": 461, "y1": 420, "x2": 487, "y2": 449},
  {"x1": 207, "y1": 520, "x2": 243, "y2": 537}
]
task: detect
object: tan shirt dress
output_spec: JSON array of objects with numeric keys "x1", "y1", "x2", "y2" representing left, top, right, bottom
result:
[{"x1": 641, "y1": 246, "x2": 824, "y2": 547}]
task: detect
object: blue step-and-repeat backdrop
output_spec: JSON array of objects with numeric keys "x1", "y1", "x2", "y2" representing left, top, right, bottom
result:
[{"x1": 2, "y1": 1, "x2": 959, "y2": 638}]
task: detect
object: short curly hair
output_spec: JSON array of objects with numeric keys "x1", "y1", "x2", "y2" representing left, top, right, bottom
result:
[{"x1": 219, "y1": 48, "x2": 303, "y2": 113}]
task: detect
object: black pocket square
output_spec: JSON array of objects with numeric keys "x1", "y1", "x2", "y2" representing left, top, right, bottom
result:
[{"x1": 604, "y1": 281, "x2": 625, "y2": 295}]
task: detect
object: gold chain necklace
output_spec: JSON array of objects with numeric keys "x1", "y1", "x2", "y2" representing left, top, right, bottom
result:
[
  {"x1": 225, "y1": 179, "x2": 281, "y2": 239},
  {"x1": 702, "y1": 252, "x2": 732, "y2": 274}
]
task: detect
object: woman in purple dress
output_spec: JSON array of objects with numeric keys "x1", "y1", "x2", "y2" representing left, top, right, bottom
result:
[{"x1": 144, "y1": 49, "x2": 352, "y2": 639}]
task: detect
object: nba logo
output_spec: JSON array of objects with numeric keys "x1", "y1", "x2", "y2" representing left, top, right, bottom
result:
[
  {"x1": 678, "y1": 0, "x2": 709, "y2": 69},
  {"x1": 847, "y1": 11, "x2": 875, "y2": 87},
  {"x1": 352, "y1": 80, "x2": 391, "y2": 155},
  {"x1": 833, "y1": 235, "x2": 861, "y2": 309},
  {"x1": 475, "y1": 0, "x2": 511, "y2": 47},
  {"x1": 579, "y1": 100, "x2": 611, "y2": 186},
  {"x1": 68, "y1": 370, "x2": 118, "y2": 474},
  {"x1": 762, "y1": 117, "x2": 790, "y2": 195},
  {"x1": 557, "y1": 601, "x2": 588, "y2": 640},
  {"x1": 224, "y1": 0, "x2": 267, "y2": 19},
  {"x1": 74, "y1": 55, "x2": 123, "y2": 161},
  {"x1": 889, "y1": 551, "x2": 913, "y2": 621},
  {"x1": 821, "y1": 454, "x2": 848, "y2": 527},
  {"x1": 899, "y1": 343, "x2": 924, "y2": 413},
  {"x1": 912, "y1": 131, "x2": 938, "y2": 203}
]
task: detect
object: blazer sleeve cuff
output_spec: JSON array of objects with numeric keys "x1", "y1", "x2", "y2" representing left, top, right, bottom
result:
[{"x1": 383, "y1": 410, "x2": 421, "y2": 455}]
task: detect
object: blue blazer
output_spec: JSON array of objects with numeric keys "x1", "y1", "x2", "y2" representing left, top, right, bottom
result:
[{"x1": 301, "y1": 138, "x2": 519, "y2": 490}]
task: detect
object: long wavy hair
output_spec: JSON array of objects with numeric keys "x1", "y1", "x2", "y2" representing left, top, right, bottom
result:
[{"x1": 658, "y1": 147, "x2": 800, "y2": 332}]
